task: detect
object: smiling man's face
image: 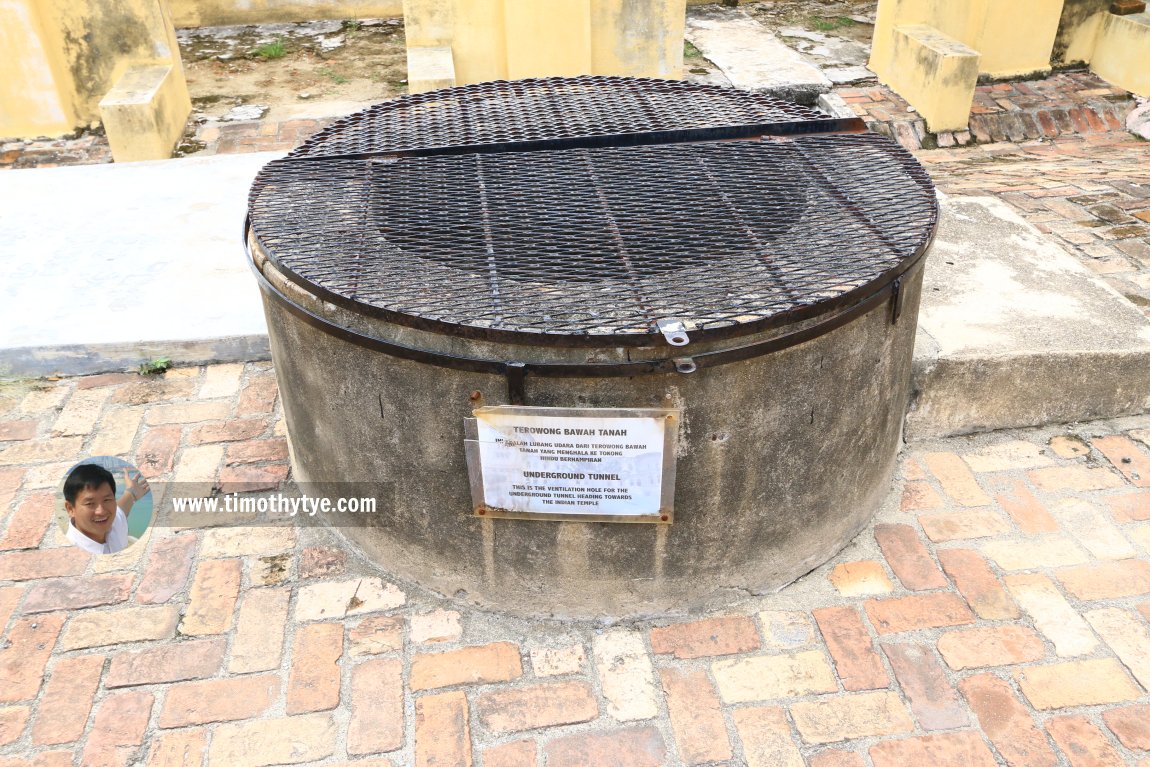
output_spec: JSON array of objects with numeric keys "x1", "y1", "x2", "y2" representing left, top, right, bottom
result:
[{"x1": 66, "y1": 482, "x2": 117, "y2": 543}]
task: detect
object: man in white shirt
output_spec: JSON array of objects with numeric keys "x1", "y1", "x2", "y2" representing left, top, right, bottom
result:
[{"x1": 63, "y1": 463, "x2": 149, "y2": 555}]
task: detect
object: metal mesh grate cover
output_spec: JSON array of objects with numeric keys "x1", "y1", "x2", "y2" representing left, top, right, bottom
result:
[
  {"x1": 290, "y1": 76, "x2": 835, "y2": 159},
  {"x1": 249, "y1": 77, "x2": 938, "y2": 344}
]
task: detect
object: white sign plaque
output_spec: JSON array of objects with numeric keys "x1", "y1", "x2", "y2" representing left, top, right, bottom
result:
[{"x1": 465, "y1": 406, "x2": 679, "y2": 523}]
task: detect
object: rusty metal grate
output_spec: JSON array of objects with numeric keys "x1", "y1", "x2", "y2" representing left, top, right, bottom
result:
[
  {"x1": 249, "y1": 77, "x2": 937, "y2": 344},
  {"x1": 290, "y1": 76, "x2": 842, "y2": 159}
]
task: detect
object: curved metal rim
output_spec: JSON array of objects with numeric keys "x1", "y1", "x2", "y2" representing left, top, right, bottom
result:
[
  {"x1": 246, "y1": 195, "x2": 938, "y2": 350},
  {"x1": 246, "y1": 224, "x2": 930, "y2": 379}
]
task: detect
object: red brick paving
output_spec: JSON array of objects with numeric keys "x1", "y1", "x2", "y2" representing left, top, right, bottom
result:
[
  {"x1": 2, "y1": 365, "x2": 1150, "y2": 764},
  {"x1": 839, "y1": 72, "x2": 1135, "y2": 151}
]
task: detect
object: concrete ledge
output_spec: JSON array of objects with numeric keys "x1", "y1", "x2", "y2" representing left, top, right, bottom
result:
[
  {"x1": 883, "y1": 25, "x2": 979, "y2": 132},
  {"x1": 685, "y1": 7, "x2": 830, "y2": 104},
  {"x1": 1092, "y1": 12, "x2": 1150, "y2": 97},
  {"x1": 909, "y1": 195, "x2": 1150, "y2": 438},
  {"x1": 99, "y1": 64, "x2": 193, "y2": 163},
  {"x1": 0, "y1": 337, "x2": 270, "y2": 379},
  {"x1": 406, "y1": 46, "x2": 457, "y2": 94}
]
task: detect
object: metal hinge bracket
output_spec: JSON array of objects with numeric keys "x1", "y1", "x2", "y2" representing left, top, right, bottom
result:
[{"x1": 656, "y1": 318, "x2": 691, "y2": 347}]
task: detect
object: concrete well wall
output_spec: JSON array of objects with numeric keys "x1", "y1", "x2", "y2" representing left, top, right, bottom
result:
[{"x1": 254, "y1": 240, "x2": 925, "y2": 619}]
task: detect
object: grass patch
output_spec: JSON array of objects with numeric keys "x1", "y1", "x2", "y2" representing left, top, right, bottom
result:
[
  {"x1": 252, "y1": 39, "x2": 287, "y2": 60},
  {"x1": 810, "y1": 16, "x2": 856, "y2": 31},
  {"x1": 684, "y1": 40, "x2": 704, "y2": 60},
  {"x1": 318, "y1": 67, "x2": 349, "y2": 85},
  {"x1": 138, "y1": 357, "x2": 172, "y2": 376}
]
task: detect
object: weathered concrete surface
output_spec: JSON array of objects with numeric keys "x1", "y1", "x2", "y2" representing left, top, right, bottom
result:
[
  {"x1": 684, "y1": 6, "x2": 831, "y2": 104},
  {"x1": 777, "y1": 26, "x2": 874, "y2": 85},
  {"x1": 259, "y1": 244, "x2": 924, "y2": 618},
  {"x1": 910, "y1": 194, "x2": 1150, "y2": 438},
  {"x1": 0, "y1": 152, "x2": 279, "y2": 377}
]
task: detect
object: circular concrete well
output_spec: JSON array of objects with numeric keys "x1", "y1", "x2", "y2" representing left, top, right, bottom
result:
[{"x1": 246, "y1": 77, "x2": 938, "y2": 618}]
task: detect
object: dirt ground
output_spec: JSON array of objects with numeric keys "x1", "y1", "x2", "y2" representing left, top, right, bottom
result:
[
  {"x1": 178, "y1": 18, "x2": 409, "y2": 123},
  {"x1": 743, "y1": 0, "x2": 877, "y2": 45},
  {"x1": 176, "y1": 0, "x2": 879, "y2": 124}
]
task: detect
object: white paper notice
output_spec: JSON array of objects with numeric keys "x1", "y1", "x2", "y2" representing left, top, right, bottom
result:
[{"x1": 474, "y1": 408, "x2": 673, "y2": 517}]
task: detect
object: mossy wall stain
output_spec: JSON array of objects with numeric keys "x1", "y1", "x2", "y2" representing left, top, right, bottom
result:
[
  {"x1": 1052, "y1": 0, "x2": 1108, "y2": 63},
  {"x1": 60, "y1": 0, "x2": 153, "y2": 119}
]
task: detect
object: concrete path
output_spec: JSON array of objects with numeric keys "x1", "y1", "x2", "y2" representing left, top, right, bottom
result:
[
  {"x1": 0, "y1": 152, "x2": 281, "y2": 377},
  {"x1": 684, "y1": 6, "x2": 831, "y2": 104},
  {"x1": 1, "y1": 363, "x2": 1150, "y2": 765}
]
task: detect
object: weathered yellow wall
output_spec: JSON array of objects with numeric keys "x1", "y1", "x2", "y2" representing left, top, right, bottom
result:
[
  {"x1": 0, "y1": 0, "x2": 77, "y2": 139},
  {"x1": 1052, "y1": 0, "x2": 1109, "y2": 64},
  {"x1": 42, "y1": 0, "x2": 184, "y2": 125},
  {"x1": 168, "y1": 0, "x2": 723, "y2": 27},
  {"x1": 170, "y1": 0, "x2": 402, "y2": 27},
  {"x1": 976, "y1": 0, "x2": 1064, "y2": 76},
  {"x1": 447, "y1": 0, "x2": 506, "y2": 83},
  {"x1": 99, "y1": 63, "x2": 192, "y2": 161},
  {"x1": 872, "y1": 0, "x2": 1063, "y2": 79},
  {"x1": 871, "y1": 0, "x2": 974, "y2": 73},
  {"x1": 1091, "y1": 12, "x2": 1150, "y2": 97},
  {"x1": 504, "y1": 0, "x2": 592, "y2": 78},
  {"x1": 590, "y1": 0, "x2": 686, "y2": 79},
  {"x1": 403, "y1": 0, "x2": 685, "y2": 89},
  {"x1": 1, "y1": 0, "x2": 190, "y2": 144}
]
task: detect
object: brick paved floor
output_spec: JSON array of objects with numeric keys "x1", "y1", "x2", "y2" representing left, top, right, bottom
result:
[
  {"x1": 840, "y1": 72, "x2": 1137, "y2": 151},
  {"x1": 2, "y1": 363, "x2": 1150, "y2": 766}
]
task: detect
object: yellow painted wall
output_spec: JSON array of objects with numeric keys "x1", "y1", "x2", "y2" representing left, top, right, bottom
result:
[
  {"x1": 871, "y1": 0, "x2": 975, "y2": 73},
  {"x1": 446, "y1": 0, "x2": 505, "y2": 83},
  {"x1": 887, "y1": 24, "x2": 981, "y2": 131},
  {"x1": 977, "y1": 0, "x2": 1064, "y2": 76},
  {"x1": 1, "y1": 0, "x2": 189, "y2": 143},
  {"x1": 871, "y1": 0, "x2": 1063, "y2": 79},
  {"x1": 170, "y1": 0, "x2": 402, "y2": 27},
  {"x1": 504, "y1": 0, "x2": 592, "y2": 78},
  {"x1": 1052, "y1": 0, "x2": 1109, "y2": 64},
  {"x1": 1091, "y1": 12, "x2": 1150, "y2": 97},
  {"x1": 590, "y1": 0, "x2": 686, "y2": 79},
  {"x1": 100, "y1": 63, "x2": 192, "y2": 161},
  {"x1": 403, "y1": 0, "x2": 685, "y2": 89},
  {"x1": 0, "y1": 0, "x2": 77, "y2": 139},
  {"x1": 168, "y1": 0, "x2": 720, "y2": 28}
]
